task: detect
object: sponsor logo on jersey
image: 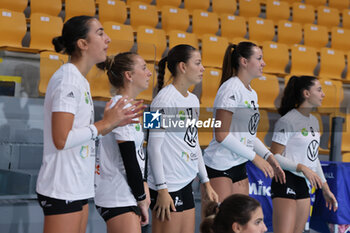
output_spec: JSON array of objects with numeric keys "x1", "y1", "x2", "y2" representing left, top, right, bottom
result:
[
  {"x1": 286, "y1": 187, "x2": 296, "y2": 195},
  {"x1": 310, "y1": 126, "x2": 315, "y2": 136},
  {"x1": 178, "y1": 110, "x2": 186, "y2": 120},
  {"x1": 249, "y1": 179, "x2": 271, "y2": 196},
  {"x1": 143, "y1": 110, "x2": 162, "y2": 129},
  {"x1": 80, "y1": 145, "x2": 89, "y2": 159},
  {"x1": 301, "y1": 128, "x2": 308, "y2": 136},
  {"x1": 174, "y1": 196, "x2": 183, "y2": 207},
  {"x1": 184, "y1": 125, "x2": 198, "y2": 148},
  {"x1": 65, "y1": 200, "x2": 73, "y2": 205},
  {"x1": 279, "y1": 129, "x2": 285, "y2": 133},
  {"x1": 248, "y1": 113, "x2": 260, "y2": 135},
  {"x1": 181, "y1": 152, "x2": 190, "y2": 162},
  {"x1": 135, "y1": 123, "x2": 141, "y2": 131},
  {"x1": 229, "y1": 95, "x2": 236, "y2": 101},
  {"x1": 67, "y1": 91, "x2": 75, "y2": 98},
  {"x1": 84, "y1": 92, "x2": 89, "y2": 104},
  {"x1": 307, "y1": 140, "x2": 319, "y2": 161},
  {"x1": 138, "y1": 145, "x2": 145, "y2": 160},
  {"x1": 95, "y1": 164, "x2": 100, "y2": 175}
]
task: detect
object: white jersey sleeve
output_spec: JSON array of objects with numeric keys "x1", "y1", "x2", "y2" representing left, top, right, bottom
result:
[{"x1": 272, "y1": 118, "x2": 294, "y2": 146}]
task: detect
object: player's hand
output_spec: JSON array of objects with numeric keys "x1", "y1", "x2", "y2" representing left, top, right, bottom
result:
[
  {"x1": 252, "y1": 155, "x2": 274, "y2": 178},
  {"x1": 322, "y1": 183, "x2": 338, "y2": 212},
  {"x1": 138, "y1": 199, "x2": 149, "y2": 226},
  {"x1": 154, "y1": 189, "x2": 176, "y2": 221},
  {"x1": 202, "y1": 182, "x2": 219, "y2": 202},
  {"x1": 267, "y1": 155, "x2": 286, "y2": 184},
  {"x1": 297, "y1": 164, "x2": 323, "y2": 189}
]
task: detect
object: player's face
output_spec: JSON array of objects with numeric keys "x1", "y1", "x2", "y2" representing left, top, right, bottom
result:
[
  {"x1": 236, "y1": 207, "x2": 267, "y2": 233},
  {"x1": 184, "y1": 50, "x2": 205, "y2": 85},
  {"x1": 246, "y1": 46, "x2": 265, "y2": 78},
  {"x1": 305, "y1": 80, "x2": 325, "y2": 107},
  {"x1": 130, "y1": 55, "x2": 152, "y2": 92},
  {"x1": 85, "y1": 19, "x2": 111, "y2": 64}
]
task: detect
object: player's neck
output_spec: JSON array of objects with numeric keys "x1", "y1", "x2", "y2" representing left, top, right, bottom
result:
[{"x1": 172, "y1": 78, "x2": 190, "y2": 97}]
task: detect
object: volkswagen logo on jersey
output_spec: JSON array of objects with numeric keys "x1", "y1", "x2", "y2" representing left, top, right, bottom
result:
[
  {"x1": 248, "y1": 113, "x2": 260, "y2": 135},
  {"x1": 184, "y1": 125, "x2": 198, "y2": 148},
  {"x1": 143, "y1": 110, "x2": 162, "y2": 129},
  {"x1": 307, "y1": 140, "x2": 319, "y2": 161}
]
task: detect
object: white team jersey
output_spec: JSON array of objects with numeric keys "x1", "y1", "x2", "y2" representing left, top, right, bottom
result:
[
  {"x1": 36, "y1": 63, "x2": 95, "y2": 200},
  {"x1": 94, "y1": 95, "x2": 145, "y2": 208},
  {"x1": 204, "y1": 76, "x2": 260, "y2": 170},
  {"x1": 272, "y1": 109, "x2": 321, "y2": 177},
  {"x1": 148, "y1": 84, "x2": 201, "y2": 192}
]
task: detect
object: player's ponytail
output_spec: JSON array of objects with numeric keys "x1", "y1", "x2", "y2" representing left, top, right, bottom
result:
[{"x1": 157, "y1": 56, "x2": 167, "y2": 92}]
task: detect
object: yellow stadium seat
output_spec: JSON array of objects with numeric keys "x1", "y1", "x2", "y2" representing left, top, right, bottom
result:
[
  {"x1": 328, "y1": 0, "x2": 349, "y2": 11},
  {"x1": 136, "y1": 62, "x2": 155, "y2": 102},
  {"x1": 65, "y1": 0, "x2": 95, "y2": 21},
  {"x1": 30, "y1": 0, "x2": 61, "y2": 16},
  {"x1": 168, "y1": 30, "x2": 198, "y2": 49},
  {"x1": 29, "y1": 13, "x2": 63, "y2": 51},
  {"x1": 318, "y1": 48, "x2": 345, "y2": 80},
  {"x1": 277, "y1": 20, "x2": 302, "y2": 46},
  {"x1": 262, "y1": 41, "x2": 289, "y2": 76},
  {"x1": 331, "y1": 27, "x2": 350, "y2": 52},
  {"x1": 201, "y1": 68, "x2": 222, "y2": 108},
  {"x1": 39, "y1": 51, "x2": 69, "y2": 95},
  {"x1": 161, "y1": 6, "x2": 189, "y2": 34},
  {"x1": 211, "y1": 0, "x2": 237, "y2": 16},
  {"x1": 342, "y1": 9, "x2": 350, "y2": 30},
  {"x1": 341, "y1": 114, "x2": 350, "y2": 152},
  {"x1": 0, "y1": 9, "x2": 26, "y2": 48},
  {"x1": 304, "y1": 0, "x2": 326, "y2": 8},
  {"x1": 280, "y1": 0, "x2": 301, "y2": 4},
  {"x1": 183, "y1": 0, "x2": 209, "y2": 13},
  {"x1": 156, "y1": 0, "x2": 181, "y2": 8},
  {"x1": 103, "y1": 22, "x2": 134, "y2": 55},
  {"x1": 136, "y1": 26, "x2": 166, "y2": 63},
  {"x1": 130, "y1": 2, "x2": 158, "y2": 29},
  {"x1": 220, "y1": 14, "x2": 247, "y2": 41},
  {"x1": 192, "y1": 10, "x2": 219, "y2": 38},
  {"x1": 231, "y1": 37, "x2": 258, "y2": 45},
  {"x1": 342, "y1": 152, "x2": 350, "y2": 162},
  {"x1": 317, "y1": 78, "x2": 339, "y2": 114},
  {"x1": 292, "y1": 2, "x2": 315, "y2": 25},
  {"x1": 248, "y1": 17, "x2": 275, "y2": 43},
  {"x1": 256, "y1": 109, "x2": 269, "y2": 144},
  {"x1": 86, "y1": 65, "x2": 111, "y2": 100},
  {"x1": 201, "y1": 35, "x2": 228, "y2": 68},
  {"x1": 98, "y1": 0, "x2": 127, "y2": 24},
  {"x1": 238, "y1": 0, "x2": 261, "y2": 18},
  {"x1": 251, "y1": 74, "x2": 279, "y2": 110},
  {"x1": 303, "y1": 24, "x2": 329, "y2": 50},
  {"x1": 347, "y1": 52, "x2": 350, "y2": 82},
  {"x1": 316, "y1": 6, "x2": 340, "y2": 31},
  {"x1": 126, "y1": 0, "x2": 152, "y2": 5},
  {"x1": 265, "y1": 0, "x2": 290, "y2": 25},
  {"x1": 198, "y1": 107, "x2": 215, "y2": 147},
  {"x1": 0, "y1": 0, "x2": 27, "y2": 12},
  {"x1": 290, "y1": 45, "x2": 318, "y2": 76}
]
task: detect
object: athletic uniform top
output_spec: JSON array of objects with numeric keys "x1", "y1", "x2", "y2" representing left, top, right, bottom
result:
[
  {"x1": 148, "y1": 84, "x2": 202, "y2": 192},
  {"x1": 204, "y1": 76, "x2": 260, "y2": 170},
  {"x1": 272, "y1": 108, "x2": 321, "y2": 177},
  {"x1": 36, "y1": 63, "x2": 95, "y2": 200},
  {"x1": 94, "y1": 95, "x2": 145, "y2": 208}
]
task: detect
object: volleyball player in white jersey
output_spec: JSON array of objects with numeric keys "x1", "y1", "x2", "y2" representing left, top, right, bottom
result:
[
  {"x1": 94, "y1": 52, "x2": 152, "y2": 233},
  {"x1": 270, "y1": 75, "x2": 337, "y2": 233},
  {"x1": 147, "y1": 44, "x2": 218, "y2": 233},
  {"x1": 203, "y1": 42, "x2": 285, "y2": 203},
  {"x1": 36, "y1": 16, "x2": 143, "y2": 233}
]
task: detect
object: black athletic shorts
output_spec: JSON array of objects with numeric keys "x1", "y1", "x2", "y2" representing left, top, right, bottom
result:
[
  {"x1": 206, "y1": 162, "x2": 248, "y2": 183},
  {"x1": 37, "y1": 193, "x2": 89, "y2": 216},
  {"x1": 149, "y1": 181, "x2": 194, "y2": 212},
  {"x1": 95, "y1": 205, "x2": 141, "y2": 222},
  {"x1": 271, "y1": 170, "x2": 310, "y2": 200}
]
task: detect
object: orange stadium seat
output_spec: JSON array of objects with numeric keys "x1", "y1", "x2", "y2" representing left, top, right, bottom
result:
[
  {"x1": 248, "y1": 17, "x2": 275, "y2": 43},
  {"x1": 126, "y1": 0, "x2": 152, "y2": 5},
  {"x1": 136, "y1": 63, "x2": 155, "y2": 101},
  {"x1": 65, "y1": 0, "x2": 95, "y2": 21},
  {"x1": 251, "y1": 74, "x2": 279, "y2": 110},
  {"x1": 86, "y1": 66, "x2": 111, "y2": 100},
  {"x1": 304, "y1": 0, "x2": 326, "y2": 8},
  {"x1": 220, "y1": 14, "x2": 247, "y2": 41},
  {"x1": 98, "y1": 0, "x2": 127, "y2": 24},
  {"x1": 183, "y1": 0, "x2": 210, "y2": 13},
  {"x1": 192, "y1": 10, "x2": 219, "y2": 38},
  {"x1": 342, "y1": 9, "x2": 350, "y2": 30},
  {"x1": 347, "y1": 52, "x2": 350, "y2": 82},
  {"x1": 161, "y1": 6, "x2": 189, "y2": 34},
  {"x1": 201, "y1": 35, "x2": 228, "y2": 68},
  {"x1": 0, "y1": 0, "x2": 27, "y2": 12},
  {"x1": 292, "y1": 2, "x2": 315, "y2": 25},
  {"x1": 30, "y1": 0, "x2": 61, "y2": 16},
  {"x1": 231, "y1": 37, "x2": 258, "y2": 46},
  {"x1": 198, "y1": 107, "x2": 215, "y2": 147},
  {"x1": 318, "y1": 48, "x2": 345, "y2": 80},
  {"x1": 136, "y1": 26, "x2": 167, "y2": 62},
  {"x1": 303, "y1": 24, "x2": 329, "y2": 50},
  {"x1": 290, "y1": 45, "x2": 318, "y2": 76},
  {"x1": 130, "y1": 2, "x2": 158, "y2": 29},
  {"x1": 0, "y1": 9, "x2": 26, "y2": 49},
  {"x1": 280, "y1": 0, "x2": 301, "y2": 3},
  {"x1": 265, "y1": 0, "x2": 290, "y2": 25},
  {"x1": 201, "y1": 68, "x2": 222, "y2": 108},
  {"x1": 238, "y1": 0, "x2": 261, "y2": 18},
  {"x1": 211, "y1": 0, "x2": 237, "y2": 16},
  {"x1": 256, "y1": 109, "x2": 269, "y2": 144},
  {"x1": 29, "y1": 13, "x2": 63, "y2": 51},
  {"x1": 277, "y1": 20, "x2": 302, "y2": 46},
  {"x1": 103, "y1": 22, "x2": 134, "y2": 55},
  {"x1": 317, "y1": 78, "x2": 339, "y2": 114},
  {"x1": 341, "y1": 114, "x2": 350, "y2": 152},
  {"x1": 156, "y1": 0, "x2": 181, "y2": 8},
  {"x1": 316, "y1": 6, "x2": 340, "y2": 31},
  {"x1": 262, "y1": 41, "x2": 289, "y2": 76},
  {"x1": 331, "y1": 27, "x2": 350, "y2": 52},
  {"x1": 168, "y1": 30, "x2": 199, "y2": 49},
  {"x1": 328, "y1": 0, "x2": 349, "y2": 11}
]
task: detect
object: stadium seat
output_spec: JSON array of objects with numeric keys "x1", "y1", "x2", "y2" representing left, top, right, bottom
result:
[
  {"x1": 256, "y1": 109, "x2": 269, "y2": 144},
  {"x1": 347, "y1": 52, "x2": 350, "y2": 82},
  {"x1": 198, "y1": 107, "x2": 215, "y2": 147},
  {"x1": 303, "y1": 0, "x2": 326, "y2": 8},
  {"x1": 248, "y1": 17, "x2": 275, "y2": 43},
  {"x1": 280, "y1": 0, "x2": 301, "y2": 3},
  {"x1": 183, "y1": 0, "x2": 210, "y2": 13},
  {"x1": 292, "y1": 2, "x2": 315, "y2": 25},
  {"x1": 261, "y1": 41, "x2": 289, "y2": 76},
  {"x1": 86, "y1": 65, "x2": 111, "y2": 100},
  {"x1": 0, "y1": 0, "x2": 27, "y2": 12},
  {"x1": 0, "y1": 9, "x2": 26, "y2": 49},
  {"x1": 316, "y1": 6, "x2": 340, "y2": 31},
  {"x1": 290, "y1": 45, "x2": 318, "y2": 76},
  {"x1": 331, "y1": 27, "x2": 350, "y2": 52},
  {"x1": 98, "y1": 0, "x2": 127, "y2": 24},
  {"x1": 211, "y1": 0, "x2": 237, "y2": 16},
  {"x1": 303, "y1": 24, "x2": 329, "y2": 50},
  {"x1": 65, "y1": 0, "x2": 95, "y2": 21},
  {"x1": 328, "y1": 0, "x2": 349, "y2": 11},
  {"x1": 238, "y1": 0, "x2": 261, "y2": 18},
  {"x1": 161, "y1": 6, "x2": 189, "y2": 34},
  {"x1": 156, "y1": 0, "x2": 181, "y2": 8},
  {"x1": 342, "y1": 9, "x2": 350, "y2": 30},
  {"x1": 265, "y1": 0, "x2": 290, "y2": 25},
  {"x1": 126, "y1": 0, "x2": 152, "y2": 5},
  {"x1": 251, "y1": 74, "x2": 279, "y2": 110},
  {"x1": 103, "y1": 22, "x2": 134, "y2": 55},
  {"x1": 29, "y1": 13, "x2": 63, "y2": 51},
  {"x1": 342, "y1": 152, "x2": 350, "y2": 162},
  {"x1": 192, "y1": 10, "x2": 219, "y2": 38},
  {"x1": 220, "y1": 14, "x2": 247, "y2": 41},
  {"x1": 318, "y1": 48, "x2": 345, "y2": 80},
  {"x1": 341, "y1": 114, "x2": 350, "y2": 152},
  {"x1": 30, "y1": 0, "x2": 61, "y2": 16},
  {"x1": 136, "y1": 26, "x2": 166, "y2": 63},
  {"x1": 201, "y1": 35, "x2": 228, "y2": 68},
  {"x1": 130, "y1": 2, "x2": 158, "y2": 29},
  {"x1": 231, "y1": 37, "x2": 258, "y2": 46},
  {"x1": 200, "y1": 68, "x2": 222, "y2": 108},
  {"x1": 317, "y1": 78, "x2": 339, "y2": 114},
  {"x1": 39, "y1": 51, "x2": 69, "y2": 95},
  {"x1": 136, "y1": 62, "x2": 155, "y2": 101},
  {"x1": 168, "y1": 30, "x2": 199, "y2": 49},
  {"x1": 277, "y1": 20, "x2": 302, "y2": 46}
]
